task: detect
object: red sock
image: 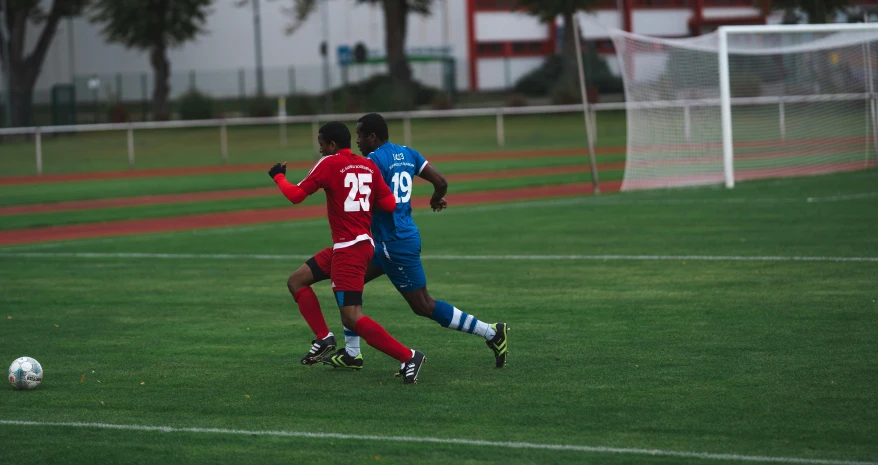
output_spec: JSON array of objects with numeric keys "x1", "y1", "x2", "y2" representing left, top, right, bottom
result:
[
  {"x1": 354, "y1": 316, "x2": 412, "y2": 362},
  {"x1": 293, "y1": 287, "x2": 329, "y2": 340}
]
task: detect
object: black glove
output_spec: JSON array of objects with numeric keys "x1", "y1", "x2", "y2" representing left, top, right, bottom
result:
[{"x1": 268, "y1": 163, "x2": 286, "y2": 179}]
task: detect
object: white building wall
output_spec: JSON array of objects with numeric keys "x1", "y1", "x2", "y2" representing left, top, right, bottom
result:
[
  {"x1": 632, "y1": 10, "x2": 693, "y2": 36},
  {"x1": 475, "y1": 11, "x2": 547, "y2": 41},
  {"x1": 578, "y1": 10, "x2": 623, "y2": 39},
  {"x1": 478, "y1": 56, "x2": 544, "y2": 90},
  {"x1": 23, "y1": 1, "x2": 773, "y2": 97},
  {"x1": 32, "y1": 0, "x2": 473, "y2": 96}
]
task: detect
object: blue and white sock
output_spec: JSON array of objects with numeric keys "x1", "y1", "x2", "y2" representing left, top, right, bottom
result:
[
  {"x1": 344, "y1": 328, "x2": 361, "y2": 356},
  {"x1": 433, "y1": 300, "x2": 496, "y2": 340}
]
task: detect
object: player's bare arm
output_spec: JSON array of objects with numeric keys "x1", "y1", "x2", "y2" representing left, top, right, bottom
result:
[{"x1": 419, "y1": 163, "x2": 448, "y2": 212}]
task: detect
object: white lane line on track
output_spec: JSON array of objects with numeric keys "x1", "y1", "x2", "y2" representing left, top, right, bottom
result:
[
  {"x1": 1, "y1": 252, "x2": 876, "y2": 262},
  {"x1": 0, "y1": 420, "x2": 874, "y2": 465}
]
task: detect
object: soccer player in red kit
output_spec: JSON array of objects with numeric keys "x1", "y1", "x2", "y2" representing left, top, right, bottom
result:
[{"x1": 268, "y1": 121, "x2": 426, "y2": 384}]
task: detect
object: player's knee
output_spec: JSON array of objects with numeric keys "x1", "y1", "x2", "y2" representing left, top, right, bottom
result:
[
  {"x1": 409, "y1": 293, "x2": 435, "y2": 318},
  {"x1": 340, "y1": 314, "x2": 358, "y2": 330},
  {"x1": 338, "y1": 307, "x2": 364, "y2": 329},
  {"x1": 286, "y1": 274, "x2": 299, "y2": 295},
  {"x1": 287, "y1": 272, "x2": 309, "y2": 295}
]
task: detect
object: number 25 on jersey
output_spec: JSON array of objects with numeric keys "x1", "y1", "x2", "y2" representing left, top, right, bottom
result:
[{"x1": 344, "y1": 173, "x2": 372, "y2": 212}]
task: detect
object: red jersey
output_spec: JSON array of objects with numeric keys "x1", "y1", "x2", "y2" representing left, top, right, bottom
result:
[{"x1": 295, "y1": 149, "x2": 395, "y2": 249}]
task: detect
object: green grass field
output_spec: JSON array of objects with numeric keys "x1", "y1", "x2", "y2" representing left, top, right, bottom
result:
[
  {"x1": 1, "y1": 167, "x2": 877, "y2": 464},
  {"x1": 1, "y1": 110, "x2": 877, "y2": 464}
]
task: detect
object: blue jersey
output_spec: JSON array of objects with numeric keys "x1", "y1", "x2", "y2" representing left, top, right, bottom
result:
[{"x1": 367, "y1": 142, "x2": 429, "y2": 242}]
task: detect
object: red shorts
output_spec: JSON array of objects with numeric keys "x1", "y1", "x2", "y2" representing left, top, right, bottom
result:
[{"x1": 309, "y1": 240, "x2": 374, "y2": 292}]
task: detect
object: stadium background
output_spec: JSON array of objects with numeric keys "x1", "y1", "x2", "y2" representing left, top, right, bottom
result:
[{"x1": 1, "y1": 1, "x2": 877, "y2": 464}]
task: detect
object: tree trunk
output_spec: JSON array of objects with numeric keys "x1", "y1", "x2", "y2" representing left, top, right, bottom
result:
[
  {"x1": 382, "y1": 0, "x2": 414, "y2": 109},
  {"x1": 8, "y1": 65, "x2": 37, "y2": 127},
  {"x1": 561, "y1": 9, "x2": 579, "y2": 90},
  {"x1": 150, "y1": 43, "x2": 171, "y2": 120},
  {"x1": 811, "y1": 0, "x2": 829, "y2": 24},
  {"x1": 4, "y1": 4, "x2": 64, "y2": 127}
]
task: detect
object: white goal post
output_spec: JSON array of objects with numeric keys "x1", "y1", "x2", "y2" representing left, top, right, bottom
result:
[{"x1": 611, "y1": 23, "x2": 878, "y2": 191}]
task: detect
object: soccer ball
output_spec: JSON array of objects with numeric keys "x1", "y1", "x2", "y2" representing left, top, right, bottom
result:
[{"x1": 8, "y1": 357, "x2": 43, "y2": 390}]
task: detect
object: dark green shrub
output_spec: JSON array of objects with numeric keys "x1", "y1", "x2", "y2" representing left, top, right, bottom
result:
[
  {"x1": 179, "y1": 90, "x2": 215, "y2": 120},
  {"x1": 514, "y1": 48, "x2": 623, "y2": 97},
  {"x1": 247, "y1": 97, "x2": 276, "y2": 117}
]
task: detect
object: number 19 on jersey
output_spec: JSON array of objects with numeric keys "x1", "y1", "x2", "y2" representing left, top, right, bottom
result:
[{"x1": 391, "y1": 172, "x2": 412, "y2": 204}]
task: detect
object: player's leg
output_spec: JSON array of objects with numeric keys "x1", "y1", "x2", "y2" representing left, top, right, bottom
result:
[
  {"x1": 401, "y1": 287, "x2": 507, "y2": 368},
  {"x1": 288, "y1": 248, "x2": 337, "y2": 365},
  {"x1": 321, "y1": 257, "x2": 385, "y2": 368},
  {"x1": 332, "y1": 241, "x2": 425, "y2": 384},
  {"x1": 389, "y1": 234, "x2": 509, "y2": 367}
]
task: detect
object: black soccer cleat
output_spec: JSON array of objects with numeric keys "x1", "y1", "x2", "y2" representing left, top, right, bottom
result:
[
  {"x1": 486, "y1": 323, "x2": 508, "y2": 368},
  {"x1": 320, "y1": 348, "x2": 364, "y2": 370},
  {"x1": 300, "y1": 334, "x2": 337, "y2": 365},
  {"x1": 402, "y1": 350, "x2": 426, "y2": 384}
]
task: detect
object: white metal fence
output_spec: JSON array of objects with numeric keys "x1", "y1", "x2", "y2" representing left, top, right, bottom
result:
[
  {"x1": 1, "y1": 97, "x2": 876, "y2": 176},
  {"x1": 0, "y1": 104, "x2": 614, "y2": 175}
]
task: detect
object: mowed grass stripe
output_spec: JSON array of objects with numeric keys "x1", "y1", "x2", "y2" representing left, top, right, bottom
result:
[
  {"x1": 0, "y1": 155, "x2": 621, "y2": 207},
  {"x1": 3, "y1": 252, "x2": 876, "y2": 262},
  {"x1": 0, "y1": 162, "x2": 626, "y2": 216},
  {"x1": 0, "y1": 147, "x2": 621, "y2": 186},
  {"x1": 0, "y1": 181, "x2": 622, "y2": 244},
  {"x1": 0, "y1": 171, "x2": 623, "y2": 230},
  {"x1": 1, "y1": 420, "x2": 875, "y2": 465}
]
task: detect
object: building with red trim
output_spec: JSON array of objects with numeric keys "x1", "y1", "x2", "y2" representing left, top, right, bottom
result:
[{"x1": 466, "y1": 0, "x2": 878, "y2": 90}]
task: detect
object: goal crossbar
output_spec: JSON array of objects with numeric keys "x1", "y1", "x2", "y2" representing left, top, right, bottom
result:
[
  {"x1": 718, "y1": 23, "x2": 878, "y2": 188},
  {"x1": 611, "y1": 23, "x2": 878, "y2": 191}
]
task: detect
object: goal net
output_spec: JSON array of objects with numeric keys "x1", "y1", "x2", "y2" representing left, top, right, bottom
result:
[{"x1": 609, "y1": 24, "x2": 878, "y2": 190}]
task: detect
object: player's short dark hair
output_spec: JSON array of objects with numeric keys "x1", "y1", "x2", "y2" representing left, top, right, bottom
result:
[
  {"x1": 357, "y1": 113, "x2": 389, "y2": 141},
  {"x1": 319, "y1": 121, "x2": 351, "y2": 149}
]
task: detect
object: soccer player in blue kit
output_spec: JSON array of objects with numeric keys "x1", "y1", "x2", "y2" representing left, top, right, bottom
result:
[{"x1": 317, "y1": 113, "x2": 508, "y2": 371}]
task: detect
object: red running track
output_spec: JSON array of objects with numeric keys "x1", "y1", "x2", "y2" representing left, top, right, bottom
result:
[
  {"x1": 0, "y1": 182, "x2": 621, "y2": 245},
  {"x1": 0, "y1": 162, "x2": 626, "y2": 216},
  {"x1": 0, "y1": 147, "x2": 623, "y2": 186}
]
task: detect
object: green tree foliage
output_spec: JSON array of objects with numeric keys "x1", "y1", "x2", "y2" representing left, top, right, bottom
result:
[
  {"x1": 514, "y1": 47, "x2": 622, "y2": 98},
  {"x1": 772, "y1": 0, "x2": 850, "y2": 24},
  {"x1": 0, "y1": 0, "x2": 89, "y2": 126},
  {"x1": 281, "y1": 0, "x2": 432, "y2": 109},
  {"x1": 515, "y1": 0, "x2": 602, "y2": 89},
  {"x1": 90, "y1": 0, "x2": 212, "y2": 119}
]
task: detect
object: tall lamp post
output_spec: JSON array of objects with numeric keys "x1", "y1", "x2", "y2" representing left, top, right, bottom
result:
[
  {"x1": 252, "y1": 0, "x2": 265, "y2": 96},
  {"x1": 1, "y1": 0, "x2": 13, "y2": 127}
]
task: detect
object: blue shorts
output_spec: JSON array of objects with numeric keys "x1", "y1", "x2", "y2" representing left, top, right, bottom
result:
[{"x1": 371, "y1": 234, "x2": 427, "y2": 293}]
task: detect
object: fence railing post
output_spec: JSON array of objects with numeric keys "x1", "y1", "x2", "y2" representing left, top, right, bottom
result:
[
  {"x1": 590, "y1": 108, "x2": 598, "y2": 145},
  {"x1": 127, "y1": 125, "x2": 135, "y2": 168},
  {"x1": 140, "y1": 73, "x2": 149, "y2": 120},
  {"x1": 35, "y1": 128, "x2": 43, "y2": 175},
  {"x1": 312, "y1": 118, "x2": 320, "y2": 158},
  {"x1": 779, "y1": 100, "x2": 786, "y2": 141},
  {"x1": 403, "y1": 116, "x2": 412, "y2": 147},
  {"x1": 238, "y1": 69, "x2": 246, "y2": 114},
  {"x1": 220, "y1": 122, "x2": 228, "y2": 164},
  {"x1": 683, "y1": 105, "x2": 691, "y2": 142},
  {"x1": 496, "y1": 109, "x2": 505, "y2": 150}
]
